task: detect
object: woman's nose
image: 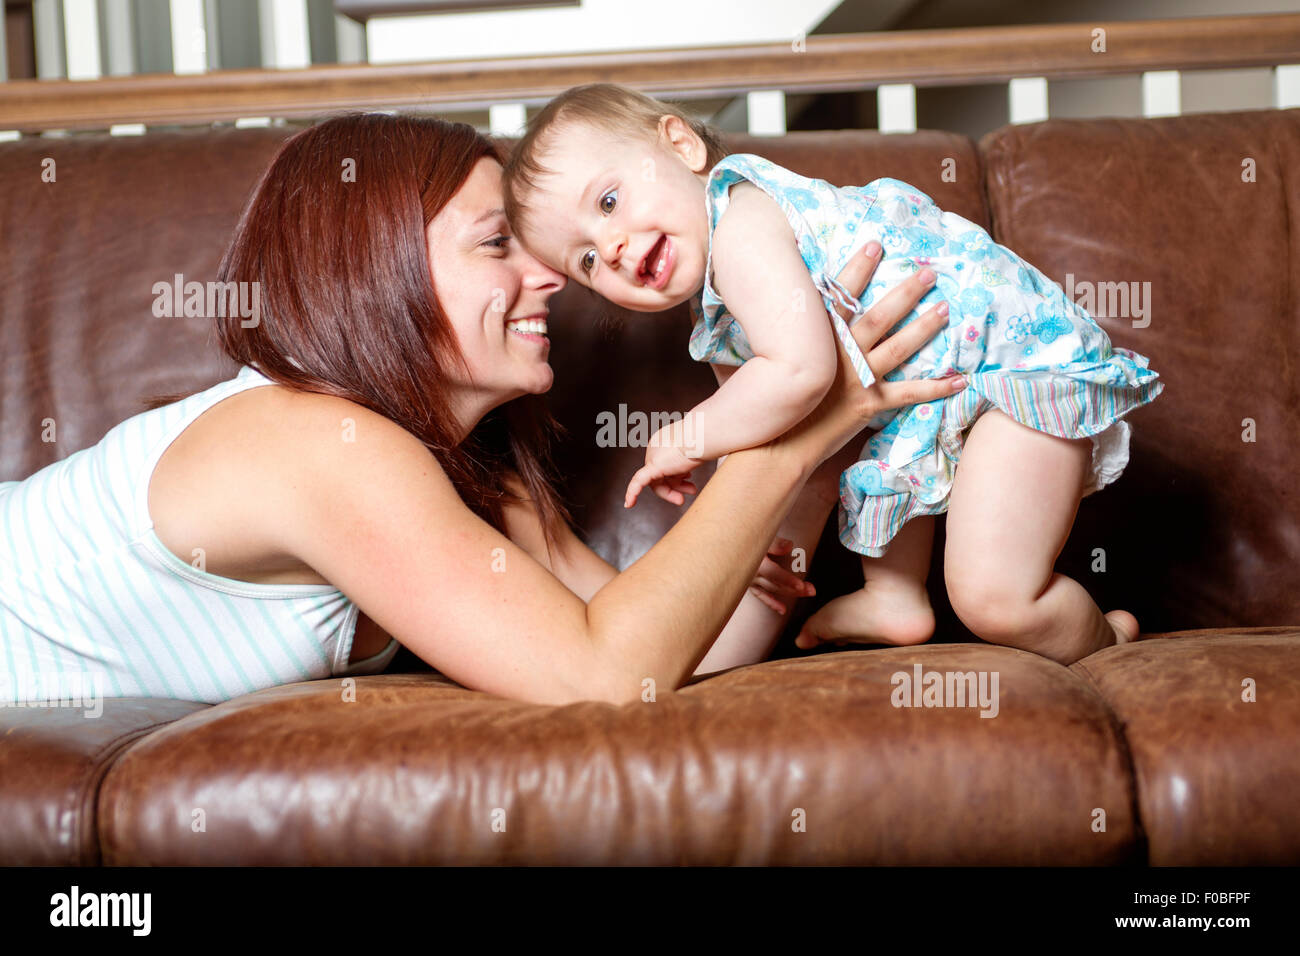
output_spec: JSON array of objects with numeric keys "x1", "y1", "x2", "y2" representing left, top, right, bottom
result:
[{"x1": 524, "y1": 256, "x2": 566, "y2": 293}]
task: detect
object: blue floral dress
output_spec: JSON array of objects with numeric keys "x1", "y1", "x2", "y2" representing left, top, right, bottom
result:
[{"x1": 688, "y1": 153, "x2": 1164, "y2": 557}]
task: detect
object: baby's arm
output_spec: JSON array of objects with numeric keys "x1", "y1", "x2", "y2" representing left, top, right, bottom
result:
[
  {"x1": 624, "y1": 184, "x2": 841, "y2": 506},
  {"x1": 682, "y1": 182, "x2": 839, "y2": 460},
  {"x1": 686, "y1": 184, "x2": 837, "y2": 460}
]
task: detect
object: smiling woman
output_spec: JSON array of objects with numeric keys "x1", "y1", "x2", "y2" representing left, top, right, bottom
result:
[{"x1": 213, "y1": 114, "x2": 570, "y2": 540}]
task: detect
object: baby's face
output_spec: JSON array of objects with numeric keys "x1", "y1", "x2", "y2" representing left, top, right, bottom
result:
[{"x1": 516, "y1": 118, "x2": 711, "y2": 313}]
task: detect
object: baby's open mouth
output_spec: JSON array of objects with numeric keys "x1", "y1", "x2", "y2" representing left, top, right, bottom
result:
[{"x1": 638, "y1": 234, "x2": 672, "y2": 289}]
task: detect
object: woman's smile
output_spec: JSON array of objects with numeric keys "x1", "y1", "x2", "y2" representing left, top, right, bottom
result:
[{"x1": 506, "y1": 313, "x2": 550, "y2": 347}]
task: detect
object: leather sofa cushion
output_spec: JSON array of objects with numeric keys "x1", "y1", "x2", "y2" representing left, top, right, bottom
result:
[
  {"x1": 0, "y1": 697, "x2": 207, "y2": 864},
  {"x1": 0, "y1": 126, "x2": 294, "y2": 485},
  {"x1": 98, "y1": 642, "x2": 1137, "y2": 865},
  {"x1": 1071, "y1": 627, "x2": 1300, "y2": 865}
]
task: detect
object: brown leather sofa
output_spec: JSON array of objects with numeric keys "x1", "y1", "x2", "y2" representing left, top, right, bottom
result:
[{"x1": 1, "y1": 108, "x2": 1297, "y2": 866}]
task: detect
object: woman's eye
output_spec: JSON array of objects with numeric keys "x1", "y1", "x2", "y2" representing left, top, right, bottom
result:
[
  {"x1": 579, "y1": 250, "x2": 596, "y2": 273},
  {"x1": 485, "y1": 235, "x2": 510, "y2": 250},
  {"x1": 599, "y1": 190, "x2": 617, "y2": 214}
]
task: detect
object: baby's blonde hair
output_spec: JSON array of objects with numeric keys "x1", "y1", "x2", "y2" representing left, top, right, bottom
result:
[{"x1": 501, "y1": 83, "x2": 728, "y2": 248}]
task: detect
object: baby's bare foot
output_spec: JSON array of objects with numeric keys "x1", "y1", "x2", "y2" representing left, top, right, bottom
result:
[
  {"x1": 1105, "y1": 609, "x2": 1140, "y2": 645},
  {"x1": 795, "y1": 584, "x2": 935, "y2": 649}
]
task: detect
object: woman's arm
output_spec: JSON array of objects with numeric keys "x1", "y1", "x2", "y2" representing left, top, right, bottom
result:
[
  {"x1": 270, "y1": 265, "x2": 959, "y2": 707},
  {"x1": 277, "y1": 405, "x2": 812, "y2": 706}
]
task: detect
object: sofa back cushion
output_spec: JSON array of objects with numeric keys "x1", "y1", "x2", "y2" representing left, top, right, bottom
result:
[
  {"x1": 980, "y1": 110, "x2": 1300, "y2": 630},
  {"x1": 0, "y1": 127, "x2": 294, "y2": 483}
]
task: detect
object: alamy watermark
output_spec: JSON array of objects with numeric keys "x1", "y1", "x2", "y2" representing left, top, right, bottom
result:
[
  {"x1": 891, "y1": 663, "x2": 1000, "y2": 718},
  {"x1": 50, "y1": 885, "x2": 151, "y2": 935},
  {"x1": 0, "y1": 669, "x2": 104, "y2": 718},
  {"x1": 1064, "y1": 273, "x2": 1150, "y2": 329},
  {"x1": 152, "y1": 274, "x2": 260, "y2": 328},
  {"x1": 595, "y1": 403, "x2": 703, "y2": 453}
]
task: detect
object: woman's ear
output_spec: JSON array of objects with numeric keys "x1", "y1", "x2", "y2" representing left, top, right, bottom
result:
[{"x1": 658, "y1": 115, "x2": 708, "y2": 172}]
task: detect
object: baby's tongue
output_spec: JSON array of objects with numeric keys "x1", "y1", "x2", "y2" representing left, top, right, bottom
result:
[{"x1": 643, "y1": 234, "x2": 667, "y2": 277}]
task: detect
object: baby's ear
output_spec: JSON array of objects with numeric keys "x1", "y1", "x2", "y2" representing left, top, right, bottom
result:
[{"x1": 658, "y1": 115, "x2": 708, "y2": 171}]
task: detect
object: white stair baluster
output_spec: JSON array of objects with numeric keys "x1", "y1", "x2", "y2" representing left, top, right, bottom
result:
[
  {"x1": 877, "y1": 83, "x2": 916, "y2": 133},
  {"x1": 1009, "y1": 77, "x2": 1048, "y2": 125}
]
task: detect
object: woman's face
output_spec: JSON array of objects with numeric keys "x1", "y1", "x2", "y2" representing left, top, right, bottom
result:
[{"x1": 426, "y1": 156, "x2": 566, "y2": 418}]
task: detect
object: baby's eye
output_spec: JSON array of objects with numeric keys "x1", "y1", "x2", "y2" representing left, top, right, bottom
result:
[
  {"x1": 579, "y1": 250, "x2": 597, "y2": 274},
  {"x1": 599, "y1": 189, "x2": 617, "y2": 214}
]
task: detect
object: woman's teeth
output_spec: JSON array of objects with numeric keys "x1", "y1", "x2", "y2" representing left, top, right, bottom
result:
[{"x1": 507, "y1": 318, "x2": 548, "y2": 337}]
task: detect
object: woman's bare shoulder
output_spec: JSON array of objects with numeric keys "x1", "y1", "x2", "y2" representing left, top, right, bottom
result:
[
  {"x1": 242, "y1": 383, "x2": 453, "y2": 509},
  {"x1": 149, "y1": 380, "x2": 458, "y2": 590},
  {"x1": 172, "y1": 382, "x2": 416, "y2": 482}
]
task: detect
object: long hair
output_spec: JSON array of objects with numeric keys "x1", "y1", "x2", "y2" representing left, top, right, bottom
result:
[{"x1": 146, "y1": 112, "x2": 570, "y2": 545}]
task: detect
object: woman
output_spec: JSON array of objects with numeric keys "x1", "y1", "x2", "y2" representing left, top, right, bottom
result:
[{"x1": 0, "y1": 113, "x2": 962, "y2": 707}]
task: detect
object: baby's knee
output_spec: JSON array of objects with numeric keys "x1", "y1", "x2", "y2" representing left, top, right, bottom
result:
[{"x1": 944, "y1": 571, "x2": 1039, "y2": 647}]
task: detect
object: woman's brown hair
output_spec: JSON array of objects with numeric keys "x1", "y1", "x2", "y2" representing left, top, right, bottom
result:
[{"x1": 147, "y1": 112, "x2": 569, "y2": 546}]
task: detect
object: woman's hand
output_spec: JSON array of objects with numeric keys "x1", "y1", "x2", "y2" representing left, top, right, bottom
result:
[{"x1": 773, "y1": 243, "x2": 964, "y2": 474}]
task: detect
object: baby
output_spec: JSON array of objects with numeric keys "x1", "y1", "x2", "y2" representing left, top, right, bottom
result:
[{"x1": 502, "y1": 83, "x2": 1164, "y2": 664}]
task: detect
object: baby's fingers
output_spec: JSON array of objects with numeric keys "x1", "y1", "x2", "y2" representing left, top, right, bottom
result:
[
  {"x1": 766, "y1": 536, "x2": 794, "y2": 558},
  {"x1": 651, "y1": 476, "x2": 698, "y2": 507},
  {"x1": 749, "y1": 585, "x2": 790, "y2": 615},
  {"x1": 624, "y1": 469, "x2": 654, "y2": 509},
  {"x1": 757, "y1": 559, "x2": 815, "y2": 598},
  {"x1": 651, "y1": 481, "x2": 685, "y2": 506}
]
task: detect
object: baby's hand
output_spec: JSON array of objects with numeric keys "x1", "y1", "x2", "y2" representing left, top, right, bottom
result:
[
  {"x1": 749, "y1": 536, "x2": 817, "y2": 615},
  {"x1": 624, "y1": 425, "x2": 705, "y2": 508}
]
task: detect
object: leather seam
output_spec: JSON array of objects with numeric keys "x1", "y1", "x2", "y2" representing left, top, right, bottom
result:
[
  {"x1": 79, "y1": 717, "x2": 202, "y2": 865},
  {"x1": 1071, "y1": 657, "x2": 1150, "y2": 864}
]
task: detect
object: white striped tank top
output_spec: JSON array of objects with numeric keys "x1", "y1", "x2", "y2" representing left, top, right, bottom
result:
[{"x1": 0, "y1": 364, "x2": 399, "y2": 705}]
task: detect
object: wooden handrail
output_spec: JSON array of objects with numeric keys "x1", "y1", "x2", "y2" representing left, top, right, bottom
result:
[{"x1": 2, "y1": 12, "x2": 1298, "y2": 131}]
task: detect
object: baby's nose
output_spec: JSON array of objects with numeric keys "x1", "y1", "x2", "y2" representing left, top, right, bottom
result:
[{"x1": 605, "y1": 236, "x2": 626, "y2": 266}]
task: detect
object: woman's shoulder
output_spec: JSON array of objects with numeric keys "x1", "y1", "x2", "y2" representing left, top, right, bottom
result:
[
  {"x1": 206, "y1": 379, "x2": 399, "y2": 452},
  {"x1": 233, "y1": 383, "x2": 443, "y2": 487},
  {"x1": 150, "y1": 381, "x2": 460, "y2": 586}
]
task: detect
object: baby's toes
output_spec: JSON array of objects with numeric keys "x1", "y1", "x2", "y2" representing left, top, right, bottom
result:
[{"x1": 1105, "y1": 609, "x2": 1140, "y2": 644}]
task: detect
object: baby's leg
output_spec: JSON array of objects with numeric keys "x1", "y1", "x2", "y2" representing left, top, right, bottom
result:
[
  {"x1": 943, "y1": 409, "x2": 1139, "y2": 666},
  {"x1": 794, "y1": 515, "x2": 936, "y2": 649}
]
